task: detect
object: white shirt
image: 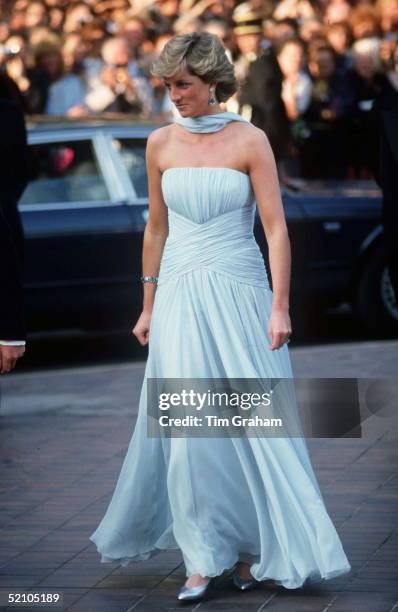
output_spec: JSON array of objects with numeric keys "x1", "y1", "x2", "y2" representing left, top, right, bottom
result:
[{"x1": 282, "y1": 71, "x2": 313, "y2": 115}]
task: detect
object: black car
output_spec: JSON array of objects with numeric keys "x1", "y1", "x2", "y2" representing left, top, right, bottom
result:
[{"x1": 20, "y1": 117, "x2": 397, "y2": 335}]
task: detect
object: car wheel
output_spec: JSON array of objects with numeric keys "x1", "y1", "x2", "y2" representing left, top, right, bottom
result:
[{"x1": 357, "y1": 244, "x2": 398, "y2": 335}]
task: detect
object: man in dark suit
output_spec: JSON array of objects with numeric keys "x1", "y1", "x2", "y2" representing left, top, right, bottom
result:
[
  {"x1": 376, "y1": 80, "x2": 398, "y2": 303},
  {"x1": 0, "y1": 96, "x2": 29, "y2": 374},
  {"x1": 232, "y1": 5, "x2": 291, "y2": 164}
]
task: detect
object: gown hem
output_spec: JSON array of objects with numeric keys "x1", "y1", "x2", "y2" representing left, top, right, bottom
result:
[{"x1": 89, "y1": 536, "x2": 351, "y2": 590}]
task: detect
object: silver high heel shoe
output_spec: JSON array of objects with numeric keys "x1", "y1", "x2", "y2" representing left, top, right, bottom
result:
[
  {"x1": 177, "y1": 577, "x2": 213, "y2": 602},
  {"x1": 231, "y1": 571, "x2": 259, "y2": 592}
]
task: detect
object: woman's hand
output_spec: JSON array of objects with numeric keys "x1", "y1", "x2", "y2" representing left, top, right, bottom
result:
[
  {"x1": 132, "y1": 310, "x2": 152, "y2": 346},
  {"x1": 268, "y1": 308, "x2": 292, "y2": 350}
]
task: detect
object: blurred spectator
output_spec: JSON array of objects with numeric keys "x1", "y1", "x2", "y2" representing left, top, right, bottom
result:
[
  {"x1": 28, "y1": 27, "x2": 59, "y2": 48},
  {"x1": 27, "y1": 40, "x2": 65, "y2": 113},
  {"x1": 272, "y1": 17, "x2": 299, "y2": 45},
  {"x1": 377, "y1": 0, "x2": 398, "y2": 35},
  {"x1": 277, "y1": 37, "x2": 313, "y2": 175},
  {"x1": 146, "y1": 31, "x2": 176, "y2": 120},
  {"x1": 1, "y1": 34, "x2": 30, "y2": 97},
  {"x1": 120, "y1": 17, "x2": 147, "y2": 58},
  {"x1": 273, "y1": 0, "x2": 316, "y2": 21},
  {"x1": 84, "y1": 36, "x2": 153, "y2": 114},
  {"x1": 300, "y1": 42, "x2": 354, "y2": 177},
  {"x1": 63, "y1": 3, "x2": 94, "y2": 34},
  {"x1": 0, "y1": 21, "x2": 10, "y2": 44},
  {"x1": 326, "y1": 21, "x2": 353, "y2": 74},
  {"x1": 277, "y1": 38, "x2": 312, "y2": 122},
  {"x1": 385, "y1": 40, "x2": 398, "y2": 92},
  {"x1": 61, "y1": 33, "x2": 89, "y2": 74},
  {"x1": 9, "y1": 5, "x2": 28, "y2": 31},
  {"x1": 325, "y1": 0, "x2": 352, "y2": 26},
  {"x1": 299, "y1": 17, "x2": 325, "y2": 43},
  {"x1": 203, "y1": 18, "x2": 236, "y2": 62},
  {"x1": 347, "y1": 37, "x2": 389, "y2": 177},
  {"x1": 48, "y1": 7, "x2": 64, "y2": 31},
  {"x1": 45, "y1": 54, "x2": 87, "y2": 115},
  {"x1": 232, "y1": 5, "x2": 290, "y2": 163},
  {"x1": 350, "y1": 6, "x2": 381, "y2": 40},
  {"x1": 25, "y1": 1, "x2": 48, "y2": 29},
  {"x1": 374, "y1": 40, "x2": 398, "y2": 301}
]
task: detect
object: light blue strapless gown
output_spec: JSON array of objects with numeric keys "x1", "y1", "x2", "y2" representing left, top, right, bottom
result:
[{"x1": 89, "y1": 112, "x2": 351, "y2": 589}]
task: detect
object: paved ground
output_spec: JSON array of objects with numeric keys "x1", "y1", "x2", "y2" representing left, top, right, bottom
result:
[{"x1": 0, "y1": 340, "x2": 397, "y2": 611}]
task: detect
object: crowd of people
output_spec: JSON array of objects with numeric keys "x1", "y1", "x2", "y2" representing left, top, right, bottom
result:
[{"x1": 0, "y1": 0, "x2": 397, "y2": 178}]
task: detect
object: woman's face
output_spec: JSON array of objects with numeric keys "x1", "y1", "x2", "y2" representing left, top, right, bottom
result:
[
  {"x1": 235, "y1": 32, "x2": 261, "y2": 55},
  {"x1": 327, "y1": 27, "x2": 349, "y2": 54},
  {"x1": 25, "y1": 2, "x2": 46, "y2": 28},
  {"x1": 62, "y1": 34, "x2": 87, "y2": 67},
  {"x1": 164, "y1": 68, "x2": 216, "y2": 117},
  {"x1": 278, "y1": 42, "x2": 304, "y2": 77},
  {"x1": 123, "y1": 20, "x2": 145, "y2": 49},
  {"x1": 299, "y1": 19, "x2": 324, "y2": 43}
]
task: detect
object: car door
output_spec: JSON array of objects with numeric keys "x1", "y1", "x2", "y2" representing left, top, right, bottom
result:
[
  {"x1": 296, "y1": 181, "x2": 382, "y2": 301},
  {"x1": 106, "y1": 128, "x2": 154, "y2": 303},
  {"x1": 253, "y1": 190, "x2": 307, "y2": 307},
  {"x1": 20, "y1": 129, "x2": 139, "y2": 332}
]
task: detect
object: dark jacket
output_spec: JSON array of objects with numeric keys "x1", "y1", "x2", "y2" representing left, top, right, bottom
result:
[
  {"x1": 0, "y1": 100, "x2": 29, "y2": 340},
  {"x1": 375, "y1": 78, "x2": 398, "y2": 228},
  {"x1": 374, "y1": 78, "x2": 398, "y2": 296},
  {"x1": 239, "y1": 47, "x2": 290, "y2": 161}
]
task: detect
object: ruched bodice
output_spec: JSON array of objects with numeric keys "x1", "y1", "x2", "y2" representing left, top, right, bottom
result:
[
  {"x1": 158, "y1": 167, "x2": 269, "y2": 288},
  {"x1": 161, "y1": 167, "x2": 253, "y2": 222}
]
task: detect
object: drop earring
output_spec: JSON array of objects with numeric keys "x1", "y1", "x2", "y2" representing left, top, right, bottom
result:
[{"x1": 208, "y1": 87, "x2": 217, "y2": 106}]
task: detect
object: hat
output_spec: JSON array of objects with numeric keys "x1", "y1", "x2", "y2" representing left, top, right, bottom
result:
[{"x1": 232, "y1": 3, "x2": 263, "y2": 35}]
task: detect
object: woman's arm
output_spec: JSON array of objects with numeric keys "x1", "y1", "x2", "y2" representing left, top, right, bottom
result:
[
  {"x1": 247, "y1": 128, "x2": 292, "y2": 350},
  {"x1": 132, "y1": 128, "x2": 169, "y2": 345}
]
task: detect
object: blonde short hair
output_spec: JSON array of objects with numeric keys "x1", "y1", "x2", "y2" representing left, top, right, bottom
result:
[{"x1": 150, "y1": 32, "x2": 239, "y2": 103}]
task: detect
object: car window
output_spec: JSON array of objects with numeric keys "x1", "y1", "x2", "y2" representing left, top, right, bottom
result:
[
  {"x1": 20, "y1": 140, "x2": 109, "y2": 205},
  {"x1": 111, "y1": 138, "x2": 147, "y2": 198}
]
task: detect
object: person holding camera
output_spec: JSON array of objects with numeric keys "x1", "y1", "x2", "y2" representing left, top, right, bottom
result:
[{"x1": 84, "y1": 36, "x2": 153, "y2": 114}]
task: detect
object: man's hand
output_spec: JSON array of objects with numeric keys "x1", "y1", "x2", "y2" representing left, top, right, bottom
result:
[{"x1": 0, "y1": 345, "x2": 25, "y2": 374}]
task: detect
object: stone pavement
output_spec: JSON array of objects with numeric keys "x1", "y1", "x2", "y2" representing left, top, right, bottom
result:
[{"x1": 0, "y1": 340, "x2": 397, "y2": 611}]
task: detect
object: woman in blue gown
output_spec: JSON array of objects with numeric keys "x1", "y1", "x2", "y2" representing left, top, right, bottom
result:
[{"x1": 89, "y1": 31, "x2": 351, "y2": 602}]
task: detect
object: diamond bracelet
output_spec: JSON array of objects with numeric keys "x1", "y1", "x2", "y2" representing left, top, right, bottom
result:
[{"x1": 140, "y1": 276, "x2": 159, "y2": 284}]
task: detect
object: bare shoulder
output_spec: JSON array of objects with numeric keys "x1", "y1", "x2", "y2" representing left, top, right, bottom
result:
[
  {"x1": 146, "y1": 125, "x2": 174, "y2": 172},
  {"x1": 233, "y1": 122, "x2": 269, "y2": 149},
  {"x1": 246, "y1": 124, "x2": 269, "y2": 145},
  {"x1": 146, "y1": 124, "x2": 172, "y2": 147},
  {"x1": 231, "y1": 123, "x2": 272, "y2": 170}
]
